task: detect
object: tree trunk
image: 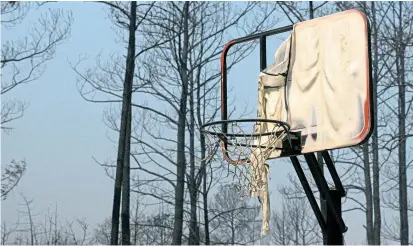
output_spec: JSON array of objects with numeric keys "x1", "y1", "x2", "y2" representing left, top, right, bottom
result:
[
  {"x1": 231, "y1": 213, "x2": 235, "y2": 245},
  {"x1": 111, "y1": 2, "x2": 136, "y2": 245},
  {"x1": 172, "y1": 2, "x2": 190, "y2": 245},
  {"x1": 194, "y1": 22, "x2": 209, "y2": 243},
  {"x1": 363, "y1": 143, "x2": 374, "y2": 244},
  {"x1": 110, "y1": 103, "x2": 124, "y2": 245},
  {"x1": 189, "y1": 72, "x2": 198, "y2": 245},
  {"x1": 121, "y1": 102, "x2": 132, "y2": 245},
  {"x1": 201, "y1": 136, "x2": 209, "y2": 245},
  {"x1": 294, "y1": 219, "x2": 299, "y2": 245},
  {"x1": 397, "y1": 3, "x2": 408, "y2": 244},
  {"x1": 370, "y1": 2, "x2": 381, "y2": 244},
  {"x1": 197, "y1": 71, "x2": 209, "y2": 244},
  {"x1": 132, "y1": 198, "x2": 139, "y2": 244}
]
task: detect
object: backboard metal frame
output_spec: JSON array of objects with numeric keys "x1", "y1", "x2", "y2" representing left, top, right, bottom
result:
[
  {"x1": 220, "y1": 11, "x2": 374, "y2": 163},
  {"x1": 220, "y1": 25, "x2": 294, "y2": 163}
]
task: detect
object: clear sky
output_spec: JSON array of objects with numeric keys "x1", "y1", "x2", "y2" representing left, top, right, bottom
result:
[
  {"x1": 2, "y1": 1, "x2": 119, "y2": 230},
  {"x1": 1, "y1": 2, "x2": 395, "y2": 244}
]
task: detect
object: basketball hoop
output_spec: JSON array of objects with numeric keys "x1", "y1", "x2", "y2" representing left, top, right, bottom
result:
[
  {"x1": 200, "y1": 118, "x2": 294, "y2": 235},
  {"x1": 200, "y1": 118, "x2": 293, "y2": 165},
  {"x1": 200, "y1": 118, "x2": 294, "y2": 194}
]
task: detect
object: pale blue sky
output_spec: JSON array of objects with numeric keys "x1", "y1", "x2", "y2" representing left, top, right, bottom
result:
[
  {"x1": 1, "y1": 2, "x2": 384, "y2": 244},
  {"x1": 2, "y1": 2, "x2": 118, "y2": 229}
]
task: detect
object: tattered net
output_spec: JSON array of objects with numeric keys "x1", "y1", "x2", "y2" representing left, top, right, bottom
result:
[{"x1": 201, "y1": 119, "x2": 290, "y2": 236}]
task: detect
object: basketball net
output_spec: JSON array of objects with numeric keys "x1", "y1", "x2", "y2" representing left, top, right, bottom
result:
[{"x1": 203, "y1": 120, "x2": 287, "y2": 236}]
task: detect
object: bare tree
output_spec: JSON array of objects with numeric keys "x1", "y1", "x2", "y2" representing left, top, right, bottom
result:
[
  {"x1": 17, "y1": 194, "x2": 39, "y2": 245},
  {"x1": 102, "y1": 2, "x2": 137, "y2": 244},
  {"x1": 267, "y1": 196, "x2": 321, "y2": 245},
  {"x1": 1, "y1": 219, "x2": 20, "y2": 245},
  {"x1": 71, "y1": 2, "x2": 164, "y2": 244},
  {"x1": 74, "y1": 2, "x2": 279, "y2": 244},
  {"x1": 1, "y1": 160, "x2": 26, "y2": 200},
  {"x1": 268, "y1": 201, "x2": 293, "y2": 245},
  {"x1": 3, "y1": 196, "x2": 93, "y2": 245},
  {"x1": 1, "y1": 1, "x2": 72, "y2": 202},
  {"x1": 209, "y1": 184, "x2": 261, "y2": 245},
  {"x1": 93, "y1": 218, "x2": 113, "y2": 245},
  {"x1": 1, "y1": 1, "x2": 72, "y2": 130},
  {"x1": 93, "y1": 204, "x2": 173, "y2": 245},
  {"x1": 184, "y1": 2, "x2": 278, "y2": 244},
  {"x1": 138, "y1": 211, "x2": 174, "y2": 245},
  {"x1": 133, "y1": 3, "x2": 279, "y2": 243},
  {"x1": 377, "y1": 2, "x2": 413, "y2": 244}
]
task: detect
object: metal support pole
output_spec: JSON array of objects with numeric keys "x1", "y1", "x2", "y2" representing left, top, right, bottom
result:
[
  {"x1": 304, "y1": 153, "x2": 347, "y2": 233},
  {"x1": 321, "y1": 151, "x2": 346, "y2": 197},
  {"x1": 309, "y1": 1, "x2": 314, "y2": 19},
  {"x1": 326, "y1": 189, "x2": 344, "y2": 245},
  {"x1": 290, "y1": 156, "x2": 327, "y2": 232}
]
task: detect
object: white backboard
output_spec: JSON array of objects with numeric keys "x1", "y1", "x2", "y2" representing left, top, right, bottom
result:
[{"x1": 258, "y1": 10, "x2": 372, "y2": 158}]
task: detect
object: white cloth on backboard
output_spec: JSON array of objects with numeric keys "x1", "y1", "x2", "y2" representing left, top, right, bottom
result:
[
  {"x1": 253, "y1": 34, "x2": 292, "y2": 236},
  {"x1": 261, "y1": 34, "x2": 291, "y2": 85}
]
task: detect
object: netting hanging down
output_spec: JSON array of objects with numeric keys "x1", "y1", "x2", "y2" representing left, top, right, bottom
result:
[
  {"x1": 202, "y1": 119, "x2": 290, "y2": 236},
  {"x1": 202, "y1": 119, "x2": 289, "y2": 195}
]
